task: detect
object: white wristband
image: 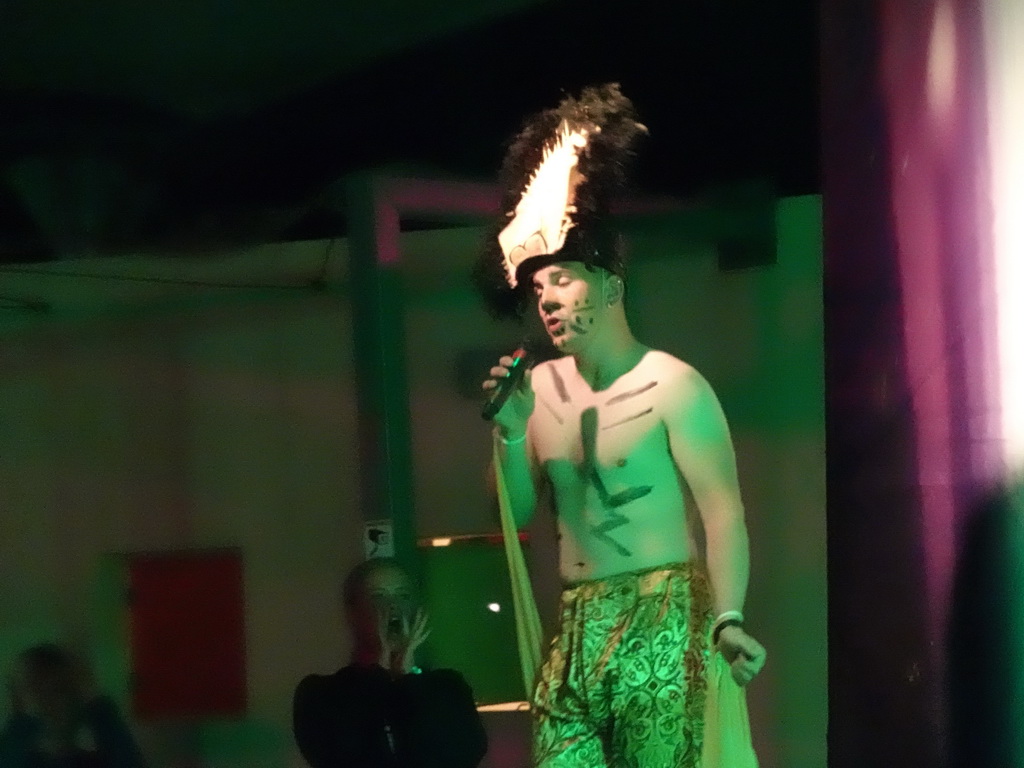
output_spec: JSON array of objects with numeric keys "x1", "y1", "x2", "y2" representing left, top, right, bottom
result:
[
  {"x1": 711, "y1": 610, "x2": 745, "y2": 645},
  {"x1": 713, "y1": 610, "x2": 745, "y2": 627},
  {"x1": 496, "y1": 429, "x2": 527, "y2": 446}
]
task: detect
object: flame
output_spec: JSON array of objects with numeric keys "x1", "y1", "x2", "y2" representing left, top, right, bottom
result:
[{"x1": 497, "y1": 121, "x2": 590, "y2": 287}]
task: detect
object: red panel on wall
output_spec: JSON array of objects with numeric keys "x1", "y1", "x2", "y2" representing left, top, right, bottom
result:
[{"x1": 128, "y1": 550, "x2": 247, "y2": 719}]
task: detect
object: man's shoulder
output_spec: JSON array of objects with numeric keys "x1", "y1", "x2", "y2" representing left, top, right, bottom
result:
[
  {"x1": 642, "y1": 349, "x2": 701, "y2": 382},
  {"x1": 639, "y1": 351, "x2": 721, "y2": 413},
  {"x1": 533, "y1": 355, "x2": 571, "y2": 373}
]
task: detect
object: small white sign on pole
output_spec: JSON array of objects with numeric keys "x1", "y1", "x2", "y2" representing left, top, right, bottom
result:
[{"x1": 363, "y1": 519, "x2": 394, "y2": 559}]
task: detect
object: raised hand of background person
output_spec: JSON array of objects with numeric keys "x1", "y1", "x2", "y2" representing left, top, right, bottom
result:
[{"x1": 377, "y1": 608, "x2": 431, "y2": 677}]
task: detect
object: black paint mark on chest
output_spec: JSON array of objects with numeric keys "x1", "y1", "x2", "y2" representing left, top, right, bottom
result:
[
  {"x1": 540, "y1": 397, "x2": 565, "y2": 425},
  {"x1": 601, "y1": 407, "x2": 654, "y2": 430},
  {"x1": 579, "y1": 408, "x2": 654, "y2": 557},
  {"x1": 549, "y1": 366, "x2": 572, "y2": 404},
  {"x1": 605, "y1": 381, "x2": 658, "y2": 406}
]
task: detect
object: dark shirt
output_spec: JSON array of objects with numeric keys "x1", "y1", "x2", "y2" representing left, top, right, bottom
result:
[
  {"x1": 292, "y1": 665, "x2": 487, "y2": 768},
  {"x1": 0, "y1": 697, "x2": 146, "y2": 768}
]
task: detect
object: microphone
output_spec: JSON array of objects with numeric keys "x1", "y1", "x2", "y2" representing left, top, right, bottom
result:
[{"x1": 482, "y1": 347, "x2": 532, "y2": 421}]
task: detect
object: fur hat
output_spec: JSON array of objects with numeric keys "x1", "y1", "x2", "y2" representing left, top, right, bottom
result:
[{"x1": 473, "y1": 83, "x2": 647, "y2": 319}]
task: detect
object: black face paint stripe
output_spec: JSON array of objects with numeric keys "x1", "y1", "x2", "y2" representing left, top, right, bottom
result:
[
  {"x1": 579, "y1": 406, "x2": 650, "y2": 557},
  {"x1": 605, "y1": 381, "x2": 658, "y2": 406}
]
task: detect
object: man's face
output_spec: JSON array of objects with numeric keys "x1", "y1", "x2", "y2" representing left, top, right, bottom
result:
[
  {"x1": 349, "y1": 566, "x2": 415, "y2": 647},
  {"x1": 531, "y1": 262, "x2": 607, "y2": 352}
]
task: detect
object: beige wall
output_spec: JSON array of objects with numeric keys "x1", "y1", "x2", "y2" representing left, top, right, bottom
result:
[
  {"x1": 0, "y1": 196, "x2": 824, "y2": 768},
  {"x1": 1, "y1": 279, "x2": 362, "y2": 768}
]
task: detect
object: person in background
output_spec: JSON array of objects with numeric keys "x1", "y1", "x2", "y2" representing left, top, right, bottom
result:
[
  {"x1": 0, "y1": 643, "x2": 147, "y2": 768},
  {"x1": 292, "y1": 557, "x2": 488, "y2": 768}
]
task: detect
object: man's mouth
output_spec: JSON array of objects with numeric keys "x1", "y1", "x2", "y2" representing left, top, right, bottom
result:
[{"x1": 545, "y1": 317, "x2": 565, "y2": 336}]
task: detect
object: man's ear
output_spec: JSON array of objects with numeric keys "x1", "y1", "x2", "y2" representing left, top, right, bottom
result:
[{"x1": 604, "y1": 274, "x2": 625, "y2": 306}]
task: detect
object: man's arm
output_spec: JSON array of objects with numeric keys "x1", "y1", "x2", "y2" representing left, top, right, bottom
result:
[
  {"x1": 665, "y1": 368, "x2": 749, "y2": 616},
  {"x1": 489, "y1": 425, "x2": 542, "y2": 529},
  {"x1": 485, "y1": 361, "x2": 541, "y2": 529},
  {"x1": 665, "y1": 367, "x2": 766, "y2": 684}
]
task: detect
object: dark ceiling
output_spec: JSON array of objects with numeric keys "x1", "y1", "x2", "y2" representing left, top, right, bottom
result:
[{"x1": 0, "y1": 0, "x2": 819, "y2": 263}]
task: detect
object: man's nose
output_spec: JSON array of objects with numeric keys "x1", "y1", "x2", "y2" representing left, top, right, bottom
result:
[{"x1": 540, "y1": 293, "x2": 561, "y2": 313}]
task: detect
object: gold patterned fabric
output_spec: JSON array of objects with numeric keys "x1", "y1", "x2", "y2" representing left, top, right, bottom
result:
[{"x1": 532, "y1": 563, "x2": 713, "y2": 768}]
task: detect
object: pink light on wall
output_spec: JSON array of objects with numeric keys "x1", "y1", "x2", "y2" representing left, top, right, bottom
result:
[
  {"x1": 875, "y1": 0, "x2": 1023, "y2": 760},
  {"x1": 878, "y1": 0, "x2": 995, "y2": 656}
]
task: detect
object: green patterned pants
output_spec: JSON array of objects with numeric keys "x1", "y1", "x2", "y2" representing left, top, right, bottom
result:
[{"x1": 532, "y1": 563, "x2": 713, "y2": 768}]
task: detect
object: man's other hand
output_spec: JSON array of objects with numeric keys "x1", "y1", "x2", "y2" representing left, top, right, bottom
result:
[{"x1": 717, "y1": 625, "x2": 767, "y2": 687}]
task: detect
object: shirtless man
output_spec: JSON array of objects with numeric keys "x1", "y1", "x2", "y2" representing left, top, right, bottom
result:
[{"x1": 483, "y1": 260, "x2": 767, "y2": 768}]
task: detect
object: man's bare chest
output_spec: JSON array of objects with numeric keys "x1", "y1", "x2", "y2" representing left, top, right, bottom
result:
[{"x1": 530, "y1": 363, "x2": 669, "y2": 473}]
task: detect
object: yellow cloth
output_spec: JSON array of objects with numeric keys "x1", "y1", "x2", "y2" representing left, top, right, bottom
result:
[
  {"x1": 493, "y1": 440, "x2": 545, "y2": 699},
  {"x1": 702, "y1": 651, "x2": 759, "y2": 768}
]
